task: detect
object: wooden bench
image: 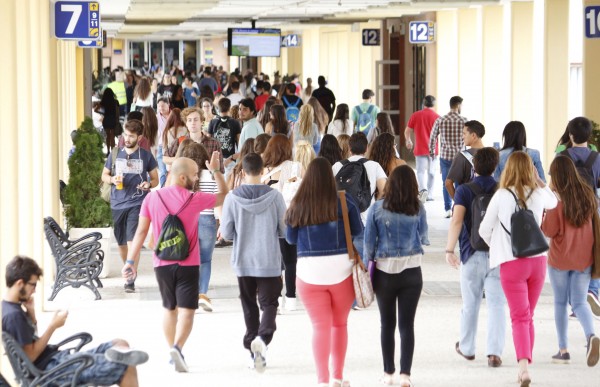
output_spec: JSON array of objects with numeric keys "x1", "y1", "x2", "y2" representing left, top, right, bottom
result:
[
  {"x1": 2, "y1": 331, "x2": 94, "y2": 387},
  {"x1": 43, "y1": 218, "x2": 104, "y2": 301}
]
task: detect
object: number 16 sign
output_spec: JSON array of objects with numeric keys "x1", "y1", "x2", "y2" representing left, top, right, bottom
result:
[
  {"x1": 52, "y1": 1, "x2": 100, "y2": 40},
  {"x1": 409, "y1": 21, "x2": 436, "y2": 44}
]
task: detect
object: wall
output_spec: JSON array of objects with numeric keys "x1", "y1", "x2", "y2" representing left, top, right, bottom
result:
[
  {"x1": 201, "y1": 37, "x2": 229, "y2": 70},
  {"x1": 104, "y1": 38, "x2": 126, "y2": 69}
]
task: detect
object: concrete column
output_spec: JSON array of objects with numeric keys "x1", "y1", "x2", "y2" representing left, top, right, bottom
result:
[
  {"x1": 482, "y1": 4, "x2": 510, "y2": 143},
  {"x1": 435, "y1": 10, "x2": 458, "y2": 115},
  {"x1": 583, "y1": 0, "x2": 600, "y2": 124},
  {"x1": 457, "y1": 8, "x2": 483, "y2": 120},
  {"x1": 511, "y1": 2, "x2": 536, "y2": 140},
  {"x1": 544, "y1": 0, "x2": 570, "y2": 166}
]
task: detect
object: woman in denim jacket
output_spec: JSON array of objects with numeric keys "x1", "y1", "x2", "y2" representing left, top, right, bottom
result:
[
  {"x1": 286, "y1": 157, "x2": 363, "y2": 387},
  {"x1": 364, "y1": 165, "x2": 429, "y2": 387},
  {"x1": 493, "y1": 121, "x2": 546, "y2": 182}
]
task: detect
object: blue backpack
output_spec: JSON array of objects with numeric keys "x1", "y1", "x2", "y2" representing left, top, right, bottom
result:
[
  {"x1": 355, "y1": 105, "x2": 375, "y2": 135},
  {"x1": 283, "y1": 96, "x2": 301, "y2": 123}
]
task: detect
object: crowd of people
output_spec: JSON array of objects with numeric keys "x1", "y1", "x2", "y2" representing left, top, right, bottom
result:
[{"x1": 4, "y1": 64, "x2": 600, "y2": 387}]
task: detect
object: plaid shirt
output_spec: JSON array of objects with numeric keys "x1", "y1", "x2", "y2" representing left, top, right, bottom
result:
[
  {"x1": 201, "y1": 136, "x2": 225, "y2": 173},
  {"x1": 429, "y1": 111, "x2": 468, "y2": 160}
]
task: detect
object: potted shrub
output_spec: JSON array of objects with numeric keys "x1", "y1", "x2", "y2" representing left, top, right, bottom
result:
[
  {"x1": 62, "y1": 117, "x2": 115, "y2": 277},
  {"x1": 589, "y1": 120, "x2": 600, "y2": 151}
]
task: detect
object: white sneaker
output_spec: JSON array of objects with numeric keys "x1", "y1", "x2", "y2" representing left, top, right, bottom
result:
[
  {"x1": 250, "y1": 337, "x2": 267, "y2": 373},
  {"x1": 277, "y1": 297, "x2": 283, "y2": 315},
  {"x1": 284, "y1": 296, "x2": 297, "y2": 312},
  {"x1": 418, "y1": 189, "x2": 428, "y2": 203},
  {"x1": 445, "y1": 210, "x2": 452, "y2": 218}
]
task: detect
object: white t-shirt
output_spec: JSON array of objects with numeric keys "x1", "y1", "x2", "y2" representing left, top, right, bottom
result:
[
  {"x1": 327, "y1": 119, "x2": 353, "y2": 137},
  {"x1": 332, "y1": 155, "x2": 387, "y2": 222},
  {"x1": 228, "y1": 92, "x2": 243, "y2": 107}
]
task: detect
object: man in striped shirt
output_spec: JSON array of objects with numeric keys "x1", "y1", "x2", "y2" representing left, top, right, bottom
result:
[{"x1": 429, "y1": 96, "x2": 468, "y2": 218}]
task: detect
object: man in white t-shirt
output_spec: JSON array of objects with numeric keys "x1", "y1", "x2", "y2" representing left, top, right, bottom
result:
[{"x1": 332, "y1": 132, "x2": 387, "y2": 264}]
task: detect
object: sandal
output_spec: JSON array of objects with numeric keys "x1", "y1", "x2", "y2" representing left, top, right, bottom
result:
[
  {"x1": 399, "y1": 374, "x2": 413, "y2": 387},
  {"x1": 518, "y1": 370, "x2": 531, "y2": 387},
  {"x1": 331, "y1": 379, "x2": 351, "y2": 387},
  {"x1": 380, "y1": 373, "x2": 394, "y2": 385}
]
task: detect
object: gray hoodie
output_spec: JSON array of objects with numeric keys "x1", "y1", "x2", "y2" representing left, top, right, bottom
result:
[{"x1": 220, "y1": 184, "x2": 286, "y2": 277}]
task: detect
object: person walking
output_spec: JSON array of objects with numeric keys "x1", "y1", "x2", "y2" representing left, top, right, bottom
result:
[
  {"x1": 494, "y1": 121, "x2": 546, "y2": 182},
  {"x1": 445, "y1": 148, "x2": 506, "y2": 369},
  {"x1": 541, "y1": 156, "x2": 600, "y2": 367},
  {"x1": 479, "y1": 151, "x2": 557, "y2": 386},
  {"x1": 364, "y1": 165, "x2": 429, "y2": 387},
  {"x1": 286, "y1": 157, "x2": 363, "y2": 387},
  {"x1": 220, "y1": 153, "x2": 286, "y2": 373}
]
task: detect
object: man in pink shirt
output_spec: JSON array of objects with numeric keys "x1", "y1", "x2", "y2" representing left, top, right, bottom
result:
[
  {"x1": 404, "y1": 95, "x2": 440, "y2": 202},
  {"x1": 123, "y1": 153, "x2": 228, "y2": 373}
]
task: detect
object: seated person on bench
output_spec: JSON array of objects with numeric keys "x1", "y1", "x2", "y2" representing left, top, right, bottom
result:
[{"x1": 2, "y1": 256, "x2": 148, "y2": 387}]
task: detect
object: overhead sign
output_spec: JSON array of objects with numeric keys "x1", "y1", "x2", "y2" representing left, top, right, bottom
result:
[
  {"x1": 53, "y1": 1, "x2": 100, "y2": 40},
  {"x1": 409, "y1": 21, "x2": 436, "y2": 44},
  {"x1": 281, "y1": 34, "x2": 300, "y2": 47},
  {"x1": 362, "y1": 29, "x2": 380, "y2": 46},
  {"x1": 78, "y1": 39, "x2": 102, "y2": 48},
  {"x1": 585, "y1": 6, "x2": 600, "y2": 38}
]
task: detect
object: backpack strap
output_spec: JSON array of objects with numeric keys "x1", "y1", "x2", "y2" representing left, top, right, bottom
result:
[
  {"x1": 156, "y1": 191, "x2": 194, "y2": 216},
  {"x1": 261, "y1": 165, "x2": 283, "y2": 183},
  {"x1": 291, "y1": 98, "x2": 300, "y2": 108},
  {"x1": 340, "y1": 159, "x2": 350, "y2": 166},
  {"x1": 110, "y1": 147, "x2": 119, "y2": 176},
  {"x1": 366, "y1": 105, "x2": 374, "y2": 114},
  {"x1": 465, "y1": 181, "x2": 483, "y2": 196},
  {"x1": 282, "y1": 96, "x2": 289, "y2": 106},
  {"x1": 460, "y1": 150, "x2": 474, "y2": 167},
  {"x1": 584, "y1": 151, "x2": 599, "y2": 169}
]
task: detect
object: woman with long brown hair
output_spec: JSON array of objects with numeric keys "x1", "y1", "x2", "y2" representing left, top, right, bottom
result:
[
  {"x1": 286, "y1": 157, "x2": 363, "y2": 387},
  {"x1": 141, "y1": 106, "x2": 159, "y2": 157},
  {"x1": 479, "y1": 151, "x2": 557, "y2": 386},
  {"x1": 266, "y1": 104, "x2": 289, "y2": 136},
  {"x1": 307, "y1": 96, "x2": 329, "y2": 135},
  {"x1": 541, "y1": 156, "x2": 600, "y2": 367},
  {"x1": 368, "y1": 133, "x2": 406, "y2": 176},
  {"x1": 337, "y1": 134, "x2": 351, "y2": 159},
  {"x1": 258, "y1": 98, "x2": 277, "y2": 132},
  {"x1": 367, "y1": 112, "x2": 394, "y2": 144},
  {"x1": 364, "y1": 165, "x2": 429, "y2": 387},
  {"x1": 162, "y1": 108, "x2": 191, "y2": 168},
  {"x1": 318, "y1": 134, "x2": 343, "y2": 166},
  {"x1": 132, "y1": 77, "x2": 153, "y2": 111},
  {"x1": 261, "y1": 134, "x2": 305, "y2": 311}
]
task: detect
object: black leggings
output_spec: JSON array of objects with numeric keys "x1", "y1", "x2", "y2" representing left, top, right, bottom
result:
[
  {"x1": 279, "y1": 238, "x2": 297, "y2": 298},
  {"x1": 374, "y1": 266, "x2": 423, "y2": 375}
]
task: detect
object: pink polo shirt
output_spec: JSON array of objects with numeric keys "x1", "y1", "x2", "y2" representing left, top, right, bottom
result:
[{"x1": 140, "y1": 185, "x2": 216, "y2": 267}]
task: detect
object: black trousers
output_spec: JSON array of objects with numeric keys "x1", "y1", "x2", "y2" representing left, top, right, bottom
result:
[
  {"x1": 279, "y1": 238, "x2": 298, "y2": 298},
  {"x1": 374, "y1": 267, "x2": 423, "y2": 375},
  {"x1": 237, "y1": 276, "x2": 283, "y2": 351}
]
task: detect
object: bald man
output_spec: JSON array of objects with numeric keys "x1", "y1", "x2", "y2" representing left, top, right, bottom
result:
[{"x1": 123, "y1": 153, "x2": 228, "y2": 373}]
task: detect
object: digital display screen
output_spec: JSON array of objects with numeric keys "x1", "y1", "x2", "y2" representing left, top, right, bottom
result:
[{"x1": 227, "y1": 28, "x2": 281, "y2": 57}]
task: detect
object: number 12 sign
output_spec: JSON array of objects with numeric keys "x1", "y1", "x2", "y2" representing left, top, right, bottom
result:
[
  {"x1": 409, "y1": 21, "x2": 435, "y2": 44},
  {"x1": 53, "y1": 1, "x2": 100, "y2": 40}
]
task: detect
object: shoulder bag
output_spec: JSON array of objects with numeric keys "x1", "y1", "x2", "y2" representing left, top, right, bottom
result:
[
  {"x1": 339, "y1": 191, "x2": 374, "y2": 308},
  {"x1": 591, "y1": 211, "x2": 600, "y2": 279},
  {"x1": 100, "y1": 147, "x2": 119, "y2": 202}
]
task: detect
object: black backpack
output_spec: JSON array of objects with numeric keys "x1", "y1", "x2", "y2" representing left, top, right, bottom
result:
[
  {"x1": 465, "y1": 182, "x2": 496, "y2": 251},
  {"x1": 335, "y1": 158, "x2": 372, "y2": 212},
  {"x1": 500, "y1": 189, "x2": 549, "y2": 257},
  {"x1": 560, "y1": 150, "x2": 599, "y2": 189},
  {"x1": 154, "y1": 192, "x2": 194, "y2": 261}
]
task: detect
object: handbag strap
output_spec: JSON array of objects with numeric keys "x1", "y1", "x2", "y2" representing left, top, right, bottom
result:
[
  {"x1": 261, "y1": 165, "x2": 283, "y2": 184},
  {"x1": 338, "y1": 191, "x2": 360, "y2": 266}
]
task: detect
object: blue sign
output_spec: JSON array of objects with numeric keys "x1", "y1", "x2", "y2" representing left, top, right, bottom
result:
[
  {"x1": 585, "y1": 6, "x2": 600, "y2": 38},
  {"x1": 409, "y1": 21, "x2": 436, "y2": 44},
  {"x1": 54, "y1": 1, "x2": 100, "y2": 40},
  {"x1": 281, "y1": 34, "x2": 300, "y2": 47},
  {"x1": 78, "y1": 40, "x2": 102, "y2": 48},
  {"x1": 362, "y1": 29, "x2": 380, "y2": 46}
]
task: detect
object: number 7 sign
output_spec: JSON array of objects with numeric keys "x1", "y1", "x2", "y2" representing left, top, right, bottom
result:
[{"x1": 52, "y1": 1, "x2": 101, "y2": 40}]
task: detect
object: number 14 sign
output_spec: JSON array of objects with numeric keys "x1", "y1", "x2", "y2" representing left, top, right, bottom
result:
[
  {"x1": 52, "y1": 1, "x2": 100, "y2": 40},
  {"x1": 409, "y1": 21, "x2": 436, "y2": 44}
]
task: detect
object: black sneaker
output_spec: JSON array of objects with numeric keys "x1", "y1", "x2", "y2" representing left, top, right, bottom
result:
[
  {"x1": 124, "y1": 282, "x2": 135, "y2": 293},
  {"x1": 586, "y1": 335, "x2": 600, "y2": 367},
  {"x1": 215, "y1": 239, "x2": 233, "y2": 248},
  {"x1": 551, "y1": 351, "x2": 570, "y2": 364}
]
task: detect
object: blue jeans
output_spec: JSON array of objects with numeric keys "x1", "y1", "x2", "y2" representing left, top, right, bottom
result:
[
  {"x1": 459, "y1": 251, "x2": 506, "y2": 357},
  {"x1": 415, "y1": 155, "x2": 437, "y2": 193},
  {"x1": 198, "y1": 215, "x2": 217, "y2": 294},
  {"x1": 440, "y1": 157, "x2": 453, "y2": 211},
  {"x1": 548, "y1": 266, "x2": 596, "y2": 350},
  {"x1": 589, "y1": 279, "x2": 599, "y2": 297},
  {"x1": 157, "y1": 145, "x2": 168, "y2": 187}
]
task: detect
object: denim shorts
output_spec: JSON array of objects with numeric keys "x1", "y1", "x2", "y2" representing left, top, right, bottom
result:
[{"x1": 44, "y1": 342, "x2": 127, "y2": 386}]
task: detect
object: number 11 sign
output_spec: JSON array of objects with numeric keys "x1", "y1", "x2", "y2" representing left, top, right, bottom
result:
[{"x1": 409, "y1": 21, "x2": 436, "y2": 44}]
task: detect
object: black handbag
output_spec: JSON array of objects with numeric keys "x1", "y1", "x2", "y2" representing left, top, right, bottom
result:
[{"x1": 500, "y1": 189, "x2": 549, "y2": 257}]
